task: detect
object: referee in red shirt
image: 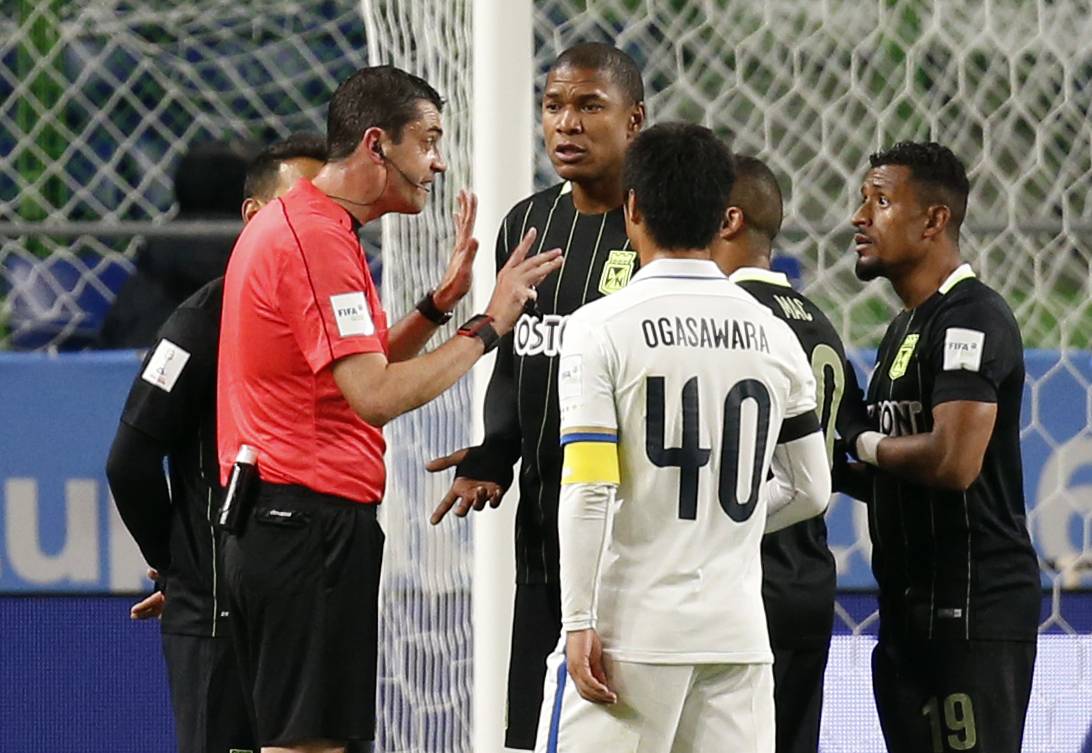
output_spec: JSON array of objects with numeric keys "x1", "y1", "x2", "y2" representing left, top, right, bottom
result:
[{"x1": 217, "y1": 65, "x2": 562, "y2": 753}]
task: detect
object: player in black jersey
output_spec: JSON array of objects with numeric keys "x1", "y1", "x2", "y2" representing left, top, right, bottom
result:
[
  {"x1": 426, "y1": 43, "x2": 645, "y2": 749},
  {"x1": 710, "y1": 155, "x2": 863, "y2": 753},
  {"x1": 839, "y1": 142, "x2": 1039, "y2": 753},
  {"x1": 105, "y1": 134, "x2": 326, "y2": 753}
]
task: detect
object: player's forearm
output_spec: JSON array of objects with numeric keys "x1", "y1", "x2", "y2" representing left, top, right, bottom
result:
[
  {"x1": 765, "y1": 431, "x2": 831, "y2": 533},
  {"x1": 558, "y1": 482, "x2": 613, "y2": 632},
  {"x1": 454, "y1": 336, "x2": 523, "y2": 484},
  {"x1": 859, "y1": 430, "x2": 980, "y2": 491},
  {"x1": 857, "y1": 400, "x2": 995, "y2": 491},
  {"x1": 105, "y1": 423, "x2": 173, "y2": 571},
  {"x1": 480, "y1": 337, "x2": 522, "y2": 452}
]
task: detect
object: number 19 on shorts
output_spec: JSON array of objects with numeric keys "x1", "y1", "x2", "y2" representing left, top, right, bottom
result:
[{"x1": 923, "y1": 693, "x2": 977, "y2": 752}]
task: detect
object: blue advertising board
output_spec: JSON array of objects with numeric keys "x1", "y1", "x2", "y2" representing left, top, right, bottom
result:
[
  {"x1": 0, "y1": 351, "x2": 149, "y2": 592},
  {"x1": 0, "y1": 349, "x2": 1090, "y2": 591}
]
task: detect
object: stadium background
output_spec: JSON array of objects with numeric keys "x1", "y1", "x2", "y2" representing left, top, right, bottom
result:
[{"x1": 1, "y1": 1, "x2": 1090, "y2": 751}]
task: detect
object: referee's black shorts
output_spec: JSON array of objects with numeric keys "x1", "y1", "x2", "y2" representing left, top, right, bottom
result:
[
  {"x1": 222, "y1": 482, "x2": 384, "y2": 748},
  {"x1": 506, "y1": 581, "x2": 562, "y2": 750},
  {"x1": 872, "y1": 635, "x2": 1035, "y2": 753}
]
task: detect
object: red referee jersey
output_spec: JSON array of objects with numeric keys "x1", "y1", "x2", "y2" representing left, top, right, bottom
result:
[{"x1": 217, "y1": 179, "x2": 389, "y2": 503}]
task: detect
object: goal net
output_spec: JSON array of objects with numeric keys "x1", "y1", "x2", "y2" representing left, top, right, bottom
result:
[{"x1": 2, "y1": 0, "x2": 1091, "y2": 751}]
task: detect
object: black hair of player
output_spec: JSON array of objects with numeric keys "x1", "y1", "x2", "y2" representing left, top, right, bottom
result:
[
  {"x1": 623, "y1": 122, "x2": 735, "y2": 251},
  {"x1": 869, "y1": 141, "x2": 970, "y2": 237},
  {"x1": 730, "y1": 155, "x2": 783, "y2": 242},
  {"x1": 549, "y1": 42, "x2": 644, "y2": 105},
  {"x1": 326, "y1": 65, "x2": 445, "y2": 161},
  {"x1": 244, "y1": 132, "x2": 327, "y2": 202}
]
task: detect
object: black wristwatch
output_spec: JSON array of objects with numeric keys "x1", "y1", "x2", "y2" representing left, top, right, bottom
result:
[
  {"x1": 416, "y1": 290, "x2": 453, "y2": 325},
  {"x1": 457, "y1": 314, "x2": 500, "y2": 353}
]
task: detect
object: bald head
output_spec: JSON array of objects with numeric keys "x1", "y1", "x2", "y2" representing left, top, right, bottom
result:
[{"x1": 729, "y1": 155, "x2": 783, "y2": 244}]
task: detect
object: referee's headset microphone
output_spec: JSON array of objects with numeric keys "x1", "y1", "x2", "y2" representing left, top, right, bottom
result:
[
  {"x1": 325, "y1": 142, "x2": 429, "y2": 208},
  {"x1": 375, "y1": 143, "x2": 430, "y2": 191}
]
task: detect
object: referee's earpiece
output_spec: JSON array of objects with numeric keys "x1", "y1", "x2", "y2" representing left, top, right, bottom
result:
[{"x1": 373, "y1": 142, "x2": 385, "y2": 159}]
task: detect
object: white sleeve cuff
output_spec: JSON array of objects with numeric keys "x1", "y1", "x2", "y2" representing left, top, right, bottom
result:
[{"x1": 856, "y1": 431, "x2": 885, "y2": 466}]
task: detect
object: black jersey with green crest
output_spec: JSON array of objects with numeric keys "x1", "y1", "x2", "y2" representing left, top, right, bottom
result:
[
  {"x1": 732, "y1": 267, "x2": 854, "y2": 647},
  {"x1": 864, "y1": 264, "x2": 1039, "y2": 642},
  {"x1": 457, "y1": 181, "x2": 636, "y2": 584}
]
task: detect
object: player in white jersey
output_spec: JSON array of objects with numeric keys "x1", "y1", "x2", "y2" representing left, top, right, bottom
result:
[{"x1": 535, "y1": 124, "x2": 832, "y2": 753}]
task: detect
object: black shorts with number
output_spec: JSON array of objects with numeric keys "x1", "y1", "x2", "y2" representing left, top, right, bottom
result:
[
  {"x1": 162, "y1": 633, "x2": 255, "y2": 753},
  {"x1": 222, "y1": 483, "x2": 384, "y2": 747},
  {"x1": 505, "y1": 582, "x2": 562, "y2": 750},
  {"x1": 872, "y1": 637, "x2": 1035, "y2": 753}
]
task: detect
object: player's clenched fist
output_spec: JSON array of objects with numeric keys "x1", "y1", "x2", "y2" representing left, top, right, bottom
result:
[{"x1": 485, "y1": 227, "x2": 563, "y2": 333}]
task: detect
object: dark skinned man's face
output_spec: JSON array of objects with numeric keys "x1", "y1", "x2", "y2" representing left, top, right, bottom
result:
[
  {"x1": 541, "y1": 65, "x2": 640, "y2": 186},
  {"x1": 851, "y1": 164, "x2": 930, "y2": 281}
]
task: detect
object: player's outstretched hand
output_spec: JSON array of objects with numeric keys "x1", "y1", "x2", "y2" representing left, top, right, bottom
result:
[
  {"x1": 433, "y1": 190, "x2": 479, "y2": 312},
  {"x1": 565, "y1": 628, "x2": 617, "y2": 704},
  {"x1": 130, "y1": 568, "x2": 166, "y2": 620},
  {"x1": 486, "y1": 228, "x2": 563, "y2": 334},
  {"x1": 426, "y1": 447, "x2": 507, "y2": 525}
]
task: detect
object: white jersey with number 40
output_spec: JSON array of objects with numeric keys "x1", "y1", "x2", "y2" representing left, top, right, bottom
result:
[{"x1": 557, "y1": 258, "x2": 821, "y2": 664}]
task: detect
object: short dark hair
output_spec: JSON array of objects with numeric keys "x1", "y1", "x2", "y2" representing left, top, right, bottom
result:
[
  {"x1": 623, "y1": 123, "x2": 735, "y2": 251},
  {"x1": 244, "y1": 132, "x2": 327, "y2": 201},
  {"x1": 549, "y1": 42, "x2": 644, "y2": 104},
  {"x1": 326, "y1": 65, "x2": 444, "y2": 161},
  {"x1": 729, "y1": 155, "x2": 783, "y2": 242},
  {"x1": 869, "y1": 141, "x2": 970, "y2": 235}
]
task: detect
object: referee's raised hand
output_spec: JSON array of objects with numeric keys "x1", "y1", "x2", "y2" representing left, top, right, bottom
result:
[
  {"x1": 486, "y1": 228, "x2": 563, "y2": 334},
  {"x1": 432, "y1": 189, "x2": 479, "y2": 311}
]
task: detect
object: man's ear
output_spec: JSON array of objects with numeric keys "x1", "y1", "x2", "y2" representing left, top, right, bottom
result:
[
  {"x1": 624, "y1": 189, "x2": 641, "y2": 225},
  {"x1": 719, "y1": 206, "x2": 745, "y2": 241},
  {"x1": 241, "y1": 197, "x2": 263, "y2": 224},
  {"x1": 628, "y1": 103, "x2": 646, "y2": 137},
  {"x1": 356, "y1": 127, "x2": 387, "y2": 165},
  {"x1": 923, "y1": 204, "x2": 951, "y2": 240}
]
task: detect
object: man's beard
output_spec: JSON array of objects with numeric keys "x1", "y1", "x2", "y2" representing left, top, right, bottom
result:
[{"x1": 855, "y1": 254, "x2": 886, "y2": 281}]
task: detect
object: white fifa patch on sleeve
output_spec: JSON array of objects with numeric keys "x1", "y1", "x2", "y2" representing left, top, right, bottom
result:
[
  {"x1": 330, "y1": 291, "x2": 375, "y2": 337},
  {"x1": 558, "y1": 354, "x2": 583, "y2": 400},
  {"x1": 943, "y1": 327, "x2": 985, "y2": 372},
  {"x1": 141, "y1": 339, "x2": 191, "y2": 392}
]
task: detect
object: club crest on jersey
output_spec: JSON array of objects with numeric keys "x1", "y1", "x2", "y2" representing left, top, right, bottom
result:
[
  {"x1": 888, "y1": 333, "x2": 919, "y2": 380},
  {"x1": 598, "y1": 249, "x2": 637, "y2": 295}
]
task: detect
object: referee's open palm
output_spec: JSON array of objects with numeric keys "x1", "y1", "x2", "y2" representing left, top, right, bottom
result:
[
  {"x1": 433, "y1": 190, "x2": 479, "y2": 311},
  {"x1": 487, "y1": 227, "x2": 563, "y2": 334}
]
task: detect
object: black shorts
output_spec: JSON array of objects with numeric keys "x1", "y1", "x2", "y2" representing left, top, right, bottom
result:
[
  {"x1": 222, "y1": 483, "x2": 384, "y2": 747},
  {"x1": 872, "y1": 636, "x2": 1036, "y2": 753},
  {"x1": 771, "y1": 642, "x2": 830, "y2": 753},
  {"x1": 161, "y1": 632, "x2": 255, "y2": 753},
  {"x1": 505, "y1": 581, "x2": 562, "y2": 750}
]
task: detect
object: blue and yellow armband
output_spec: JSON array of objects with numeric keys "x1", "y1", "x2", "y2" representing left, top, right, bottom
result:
[{"x1": 560, "y1": 427, "x2": 620, "y2": 485}]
